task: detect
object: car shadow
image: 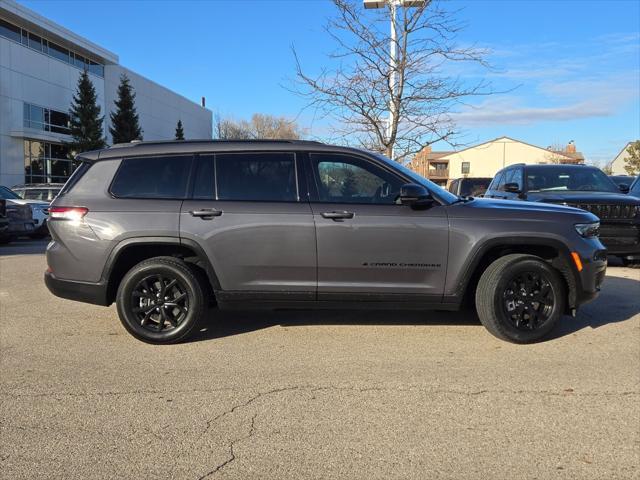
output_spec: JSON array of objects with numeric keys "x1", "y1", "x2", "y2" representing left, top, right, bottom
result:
[
  {"x1": 190, "y1": 274, "x2": 639, "y2": 344},
  {"x1": 190, "y1": 307, "x2": 480, "y2": 343}
]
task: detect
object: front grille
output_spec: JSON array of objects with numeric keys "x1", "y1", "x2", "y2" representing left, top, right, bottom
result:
[{"x1": 568, "y1": 203, "x2": 638, "y2": 220}]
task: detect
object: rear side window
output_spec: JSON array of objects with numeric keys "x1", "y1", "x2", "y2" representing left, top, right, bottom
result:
[
  {"x1": 111, "y1": 156, "x2": 191, "y2": 199},
  {"x1": 59, "y1": 162, "x2": 91, "y2": 195},
  {"x1": 215, "y1": 152, "x2": 297, "y2": 202}
]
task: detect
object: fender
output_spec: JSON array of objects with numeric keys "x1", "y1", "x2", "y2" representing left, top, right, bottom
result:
[
  {"x1": 101, "y1": 236, "x2": 222, "y2": 292},
  {"x1": 445, "y1": 235, "x2": 579, "y2": 303}
]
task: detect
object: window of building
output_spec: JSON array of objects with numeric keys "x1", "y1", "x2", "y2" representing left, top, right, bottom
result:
[
  {"x1": 23, "y1": 139, "x2": 73, "y2": 184},
  {"x1": 461, "y1": 162, "x2": 470, "y2": 174},
  {"x1": 310, "y1": 153, "x2": 403, "y2": 204},
  {"x1": 110, "y1": 156, "x2": 191, "y2": 199},
  {"x1": 215, "y1": 152, "x2": 297, "y2": 202},
  {"x1": 0, "y1": 18, "x2": 21, "y2": 42},
  {"x1": 23, "y1": 103, "x2": 70, "y2": 134},
  {"x1": 0, "y1": 18, "x2": 104, "y2": 77}
]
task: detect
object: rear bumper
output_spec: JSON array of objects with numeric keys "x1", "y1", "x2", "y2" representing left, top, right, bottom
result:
[{"x1": 44, "y1": 271, "x2": 110, "y2": 306}]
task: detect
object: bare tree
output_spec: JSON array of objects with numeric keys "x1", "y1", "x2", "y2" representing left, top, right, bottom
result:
[
  {"x1": 215, "y1": 113, "x2": 303, "y2": 140},
  {"x1": 292, "y1": 0, "x2": 492, "y2": 161}
]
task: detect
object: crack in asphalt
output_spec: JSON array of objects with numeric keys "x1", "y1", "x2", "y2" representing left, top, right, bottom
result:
[{"x1": 197, "y1": 414, "x2": 257, "y2": 480}]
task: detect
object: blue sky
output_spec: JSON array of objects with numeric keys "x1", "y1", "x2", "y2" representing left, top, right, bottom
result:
[{"x1": 20, "y1": 0, "x2": 640, "y2": 165}]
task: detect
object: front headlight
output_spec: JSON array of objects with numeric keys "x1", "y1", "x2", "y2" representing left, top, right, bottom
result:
[{"x1": 575, "y1": 222, "x2": 600, "y2": 238}]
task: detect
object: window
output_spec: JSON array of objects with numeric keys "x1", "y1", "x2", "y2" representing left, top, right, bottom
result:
[
  {"x1": 0, "y1": 18, "x2": 21, "y2": 42},
  {"x1": 489, "y1": 171, "x2": 505, "y2": 192},
  {"x1": 525, "y1": 166, "x2": 619, "y2": 193},
  {"x1": 23, "y1": 103, "x2": 70, "y2": 134},
  {"x1": 111, "y1": 156, "x2": 191, "y2": 199},
  {"x1": 310, "y1": 153, "x2": 403, "y2": 204},
  {"x1": 461, "y1": 162, "x2": 470, "y2": 174},
  {"x1": 23, "y1": 139, "x2": 73, "y2": 184},
  {"x1": 504, "y1": 169, "x2": 522, "y2": 190},
  {"x1": 215, "y1": 152, "x2": 297, "y2": 202},
  {"x1": 48, "y1": 41, "x2": 70, "y2": 62},
  {"x1": 28, "y1": 32, "x2": 44, "y2": 52},
  {"x1": 192, "y1": 155, "x2": 215, "y2": 199},
  {"x1": 0, "y1": 18, "x2": 104, "y2": 77}
]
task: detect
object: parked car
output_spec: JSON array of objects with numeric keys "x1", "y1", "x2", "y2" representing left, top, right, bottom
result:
[
  {"x1": 448, "y1": 177, "x2": 492, "y2": 197},
  {"x1": 12, "y1": 183, "x2": 64, "y2": 202},
  {"x1": 608, "y1": 175, "x2": 634, "y2": 193},
  {"x1": 629, "y1": 176, "x2": 640, "y2": 197},
  {"x1": 485, "y1": 164, "x2": 640, "y2": 266},
  {"x1": 0, "y1": 199, "x2": 9, "y2": 239},
  {"x1": 0, "y1": 186, "x2": 50, "y2": 238},
  {"x1": 44, "y1": 140, "x2": 608, "y2": 344},
  {"x1": 0, "y1": 188, "x2": 35, "y2": 244}
]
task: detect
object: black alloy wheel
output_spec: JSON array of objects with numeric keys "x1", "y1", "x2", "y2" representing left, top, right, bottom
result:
[
  {"x1": 131, "y1": 274, "x2": 189, "y2": 333},
  {"x1": 501, "y1": 271, "x2": 555, "y2": 331}
]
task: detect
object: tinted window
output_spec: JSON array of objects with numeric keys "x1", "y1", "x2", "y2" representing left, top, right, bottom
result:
[
  {"x1": 111, "y1": 156, "x2": 191, "y2": 199},
  {"x1": 48, "y1": 41, "x2": 69, "y2": 62},
  {"x1": 0, "y1": 186, "x2": 21, "y2": 200},
  {"x1": 28, "y1": 33, "x2": 44, "y2": 52},
  {"x1": 526, "y1": 167, "x2": 618, "y2": 193},
  {"x1": 216, "y1": 152, "x2": 297, "y2": 202},
  {"x1": 192, "y1": 155, "x2": 215, "y2": 200},
  {"x1": 0, "y1": 18, "x2": 21, "y2": 42},
  {"x1": 311, "y1": 153, "x2": 403, "y2": 204},
  {"x1": 489, "y1": 172, "x2": 505, "y2": 192},
  {"x1": 460, "y1": 178, "x2": 491, "y2": 196},
  {"x1": 504, "y1": 169, "x2": 522, "y2": 190}
]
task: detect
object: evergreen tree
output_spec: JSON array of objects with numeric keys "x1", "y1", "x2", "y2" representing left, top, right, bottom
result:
[
  {"x1": 175, "y1": 120, "x2": 185, "y2": 140},
  {"x1": 67, "y1": 70, "x2": 105, "y2": 156},
  {"x1": 109, "y1": 74, "x2": 142, "y2": 144}
]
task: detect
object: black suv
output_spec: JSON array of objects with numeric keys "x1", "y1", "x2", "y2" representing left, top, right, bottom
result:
[
  {"x1": 485, "y1": 164, "x2": 640, "y2": 264},
  {"x1": 45, "y1": 140, "x2": 607, "y2": 344}
]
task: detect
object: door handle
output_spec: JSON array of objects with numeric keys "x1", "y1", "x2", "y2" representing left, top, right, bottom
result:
[
  {"x1": 321, "y1": 210, "x2": 355, "y2": 220},
  {"x1": 189, "y1": 208, "x2": 223, "y2": 219}
]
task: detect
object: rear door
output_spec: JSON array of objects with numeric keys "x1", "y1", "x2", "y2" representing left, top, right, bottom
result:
[
  {"x1": 306, "y1": 152, "x2": 448, "y2": 300},
  {"x1": 180, "y1": 152, "x2": 316, "y2": 299}
]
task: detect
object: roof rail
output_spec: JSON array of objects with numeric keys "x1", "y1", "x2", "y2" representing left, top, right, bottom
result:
[{"x1": 109, "y1": 139, "x2": 324, "y2": 149}]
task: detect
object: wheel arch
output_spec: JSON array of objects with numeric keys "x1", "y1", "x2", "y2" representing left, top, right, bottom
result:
[
  {"x1": 451, "y1": 236, "x2": 578, "y2": 311},
  {"x1": 102, "y1": 237, "x2": 221, "y2": 305}
]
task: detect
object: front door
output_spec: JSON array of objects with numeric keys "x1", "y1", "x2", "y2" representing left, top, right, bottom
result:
[
  {"x1": 180, "y1": 152, "x2": 316, "y2": 299},
  {"x1": 306, "y1": 152, "x2": 449, "y2": 300}
]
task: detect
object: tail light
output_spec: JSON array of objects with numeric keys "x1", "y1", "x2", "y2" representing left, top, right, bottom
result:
[{"x1": 49, "y1": 206, "x2": 89, "y2": 221}]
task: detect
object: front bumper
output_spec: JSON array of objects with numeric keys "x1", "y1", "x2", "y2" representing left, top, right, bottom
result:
[{"x1": 44, "y1": 271, "x2": 110, "y2": 306}]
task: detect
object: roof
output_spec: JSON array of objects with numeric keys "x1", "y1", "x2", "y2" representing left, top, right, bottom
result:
[
  {"x1": 79, "y1": 139, "x2": 365, "y2": 162},
  {"x1": 425, "y1": 136, "x2": 583, "y2": 162}
]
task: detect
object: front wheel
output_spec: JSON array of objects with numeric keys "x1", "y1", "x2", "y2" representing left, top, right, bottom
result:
[
  {"x1": 475, "y1": 254, "x2": 565, "y2": 343},
  {"x1": 116, "y1": 256, "x2": 205, "y2": 344}
]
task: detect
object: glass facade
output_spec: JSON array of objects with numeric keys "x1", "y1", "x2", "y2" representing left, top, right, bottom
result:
[
  {"x1": 0, "y1": 18, "x2": 104, "y2": 77},
  {"x1": 23, "y1": 140, "x2": 76, "y2": 184},
  {"x1": 23, "y1": 103, "x2": 70, "y2": 134}
]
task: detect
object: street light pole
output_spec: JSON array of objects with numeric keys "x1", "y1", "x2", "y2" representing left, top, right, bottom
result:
[{"x1": 364, "y1": 0, "x2": 425, "y2": 160}]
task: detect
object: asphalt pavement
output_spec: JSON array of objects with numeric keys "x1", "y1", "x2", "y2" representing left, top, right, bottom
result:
[{"x1": 1, "y1": 239, "x2": 638, "y2": 479}]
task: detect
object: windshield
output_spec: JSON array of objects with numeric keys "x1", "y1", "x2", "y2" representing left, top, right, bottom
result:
[
  {"x1": 0, "y1": 186, "x2": 21, "y2": 200},
  {"x1": 370, "y1": 152, "x2": 459, "y2": 204},
  {"x1": 460, "y1": 178, "x2": 491, "y2": 197},
  {"x1": 526, "y1": 167, "x2": 619, "y2": 193}
]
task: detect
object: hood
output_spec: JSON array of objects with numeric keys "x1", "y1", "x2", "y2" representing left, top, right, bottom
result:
[
  {"x1": 461, "y1": 197, "x2": 587, "y2": 214},
  {"x1": 526, "y1": 191, "x2": 640, "y2": 205},
  {"x1": 8, "y1": 198, "x2": 49, "y2": 208}
]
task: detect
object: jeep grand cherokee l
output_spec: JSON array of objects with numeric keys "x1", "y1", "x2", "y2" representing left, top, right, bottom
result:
[{"x1": 45, "y1": 140, "x2": 607, "y2": 344}]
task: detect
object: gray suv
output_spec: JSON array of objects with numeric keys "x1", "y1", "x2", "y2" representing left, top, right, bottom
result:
[{"x1": 45, "y1": 140, "x2": 607, "y2": 344}]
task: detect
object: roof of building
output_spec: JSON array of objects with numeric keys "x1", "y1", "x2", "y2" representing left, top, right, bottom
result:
[{"x1": 419, "y1": 136, "x2": 584, "y2": 163}]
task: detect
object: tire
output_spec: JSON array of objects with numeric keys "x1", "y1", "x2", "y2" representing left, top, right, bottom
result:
[
  {"x1": 475, "y1": 254, "x2": 565, "y2": 343},
  {"x1": 116, "y1": 256, "x2": 205, "y2": 344}
]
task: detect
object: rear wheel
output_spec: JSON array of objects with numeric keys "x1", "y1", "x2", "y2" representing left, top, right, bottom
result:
[
  {"x1": 116, "y1": 256, "x2": 205, "y2": 344},
  {"x1": 475, "y1": 254, "x2": 565, "y2": 343}
]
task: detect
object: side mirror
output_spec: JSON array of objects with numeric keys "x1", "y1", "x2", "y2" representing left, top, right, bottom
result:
[
  {"x1": 618, "y1": 183, "x2": 630, "y2": 193},
  {"x1": 504, "y1": 182, "x2": 521, "y2": 194},
  {"x1": 398, "y1": 183, "x2": 433, "y2": 207}
]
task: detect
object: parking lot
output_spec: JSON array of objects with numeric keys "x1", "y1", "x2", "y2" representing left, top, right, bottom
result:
[{"x1": 0, "y1": 239, "x2": 638, "y2": 479}]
